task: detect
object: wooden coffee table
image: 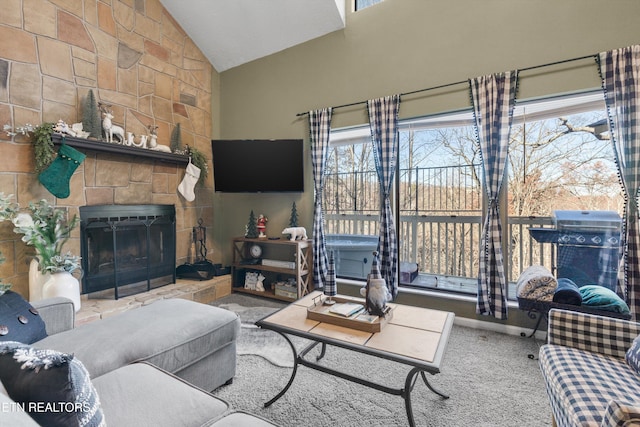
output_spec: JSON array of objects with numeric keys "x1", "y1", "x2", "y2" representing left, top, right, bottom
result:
[{"x1": 255, "y1": 291, "x2": 455, "y2": 427}]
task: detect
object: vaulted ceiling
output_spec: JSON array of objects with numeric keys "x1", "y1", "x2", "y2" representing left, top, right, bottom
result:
[{"x1": 159, "y1": 0, "x2": 346, "y2": 72}]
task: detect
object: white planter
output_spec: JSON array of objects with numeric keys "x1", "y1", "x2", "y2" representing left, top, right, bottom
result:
[
  {"x1": 42, "y1": 271, "x2": 81, "y2": 313},
  {"x1": 28, "y1": 258, "x2": 47, "y2": 303}
]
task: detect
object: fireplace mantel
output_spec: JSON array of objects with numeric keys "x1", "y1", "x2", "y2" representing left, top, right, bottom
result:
[{"x1": 52, "y1": 134, "x2": 190, "y2": 165}]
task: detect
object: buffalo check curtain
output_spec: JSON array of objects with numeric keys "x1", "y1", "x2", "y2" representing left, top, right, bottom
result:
[
  {"x1": 309, "y1": 108, "x2": 333, "y2": 289},
  {"x1": 470, "y1": 72, "x2": 518, "y2": 320},
  {"x1": 598, "y1": 45, "x2": 640, "y2": 320},
  {"x1": 367, "y1": 95, "x2": 401, "y2": 299}
]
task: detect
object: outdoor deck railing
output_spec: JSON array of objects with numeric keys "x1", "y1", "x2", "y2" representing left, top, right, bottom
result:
[{"x1": 325, "y1": 213, "x2": 555, "y2": 284}]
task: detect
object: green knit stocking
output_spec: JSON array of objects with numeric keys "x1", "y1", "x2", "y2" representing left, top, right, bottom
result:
[{"x1": 38, "y1": 143, "x2": 86, "y2": 199}]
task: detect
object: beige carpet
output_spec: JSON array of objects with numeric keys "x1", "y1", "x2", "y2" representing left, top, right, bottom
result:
[{"x1": 211, "y1": 294, "x2": 551, "y2": 426}]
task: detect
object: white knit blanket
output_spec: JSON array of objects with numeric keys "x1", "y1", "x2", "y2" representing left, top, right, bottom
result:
[{"x1": 516, "y1": 265, "x2": 557, "y2": 301}]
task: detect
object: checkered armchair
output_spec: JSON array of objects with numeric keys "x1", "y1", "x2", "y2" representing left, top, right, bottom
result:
[{"x1": 539, "y1": 309, "x2": 640, "y2": 426}]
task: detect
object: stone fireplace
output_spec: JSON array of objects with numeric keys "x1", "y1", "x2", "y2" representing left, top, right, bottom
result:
[
  {"x1": 80, "y1": 204, "x2": 176, "y2": 299},
  {"x1": 0, "y1": 0, "x2": 216, "y2": 298}
]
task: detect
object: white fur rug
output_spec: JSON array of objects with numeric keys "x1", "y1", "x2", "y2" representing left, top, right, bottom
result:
[{"x1": 216, "y1": 303, "x2": 303, "y2": 368}]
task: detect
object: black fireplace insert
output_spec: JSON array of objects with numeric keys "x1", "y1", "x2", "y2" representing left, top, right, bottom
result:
[{"x1": 79, "y1": 204, "x2": 176, "y2": 299}]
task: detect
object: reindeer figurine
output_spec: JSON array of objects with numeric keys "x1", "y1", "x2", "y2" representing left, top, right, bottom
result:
[
  {"x1": 101, "y1": 105, "x2": 125, "y2": 144},
  {"x1": 148, "y1": 125, "x2": 159, "y2": 149}
]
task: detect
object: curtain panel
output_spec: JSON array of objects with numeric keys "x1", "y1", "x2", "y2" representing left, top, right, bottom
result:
[
  {"x1": 309, "y1": 108, "x2": 333, "y2": 289},
  {"x1": 367, "y1": 95, "x2": 401, "y2": 299},
  {"x1": 598, "y1": 45, "x2": 640, "y2": 319},
  {"x1": 470, "y1": 71, "x2": 518, "y2": 320}
]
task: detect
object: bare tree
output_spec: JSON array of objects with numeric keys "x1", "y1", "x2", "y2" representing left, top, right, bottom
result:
[{"x1": 417, "y1": 113, "x2": 620, "y2": 216}]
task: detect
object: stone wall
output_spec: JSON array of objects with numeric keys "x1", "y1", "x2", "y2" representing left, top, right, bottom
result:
[{"x1": 0, "y1": 0, "x2": 217, "y2": 298}]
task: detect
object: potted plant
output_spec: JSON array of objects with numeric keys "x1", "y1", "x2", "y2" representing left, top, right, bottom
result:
[
  {"x1": 0, "y1": 194, "x2": 81, "y2": 310},
  {"x1": 12, "y1": 199, "x2": 80, "y2": 273}
]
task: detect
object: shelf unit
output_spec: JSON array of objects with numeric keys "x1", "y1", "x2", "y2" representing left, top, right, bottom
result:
[{"x1": 231, "y1": 237, "x2": 312, "y2": 301}]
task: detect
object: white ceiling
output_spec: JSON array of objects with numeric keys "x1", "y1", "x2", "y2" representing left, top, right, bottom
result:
[{"x1": 159, "y1": 0, "x2": 346, "y2": 72}]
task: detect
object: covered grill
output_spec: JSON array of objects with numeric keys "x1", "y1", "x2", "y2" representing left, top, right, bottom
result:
[{"x1": 529, "y1": 210, "x2": 622, "y2": 291}]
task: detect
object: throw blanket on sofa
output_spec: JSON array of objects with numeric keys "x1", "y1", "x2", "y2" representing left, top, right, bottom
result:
[{"x1": 517, "y1": 265, "x2": 557, "y2": 301}]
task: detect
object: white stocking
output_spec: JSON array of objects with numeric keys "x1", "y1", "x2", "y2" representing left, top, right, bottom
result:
[{"x1": 178, "y1": 161, "x2": 201, "y2": 201}]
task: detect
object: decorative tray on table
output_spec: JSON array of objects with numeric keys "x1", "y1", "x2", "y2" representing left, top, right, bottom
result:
[{"x1": 306, "y1": 294, "x2": 393, "y2": 333}]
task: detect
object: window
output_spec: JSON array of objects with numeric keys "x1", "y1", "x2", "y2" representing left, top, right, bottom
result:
[
  {"x1": 324, "y1": 127, "x2": 380, "y2": 281},
  {"x1": 325, "y1": 91, "x2": 622, "y2": 299},
  {"x1": 354, "y1": 0, "x2": 383, "y2": 11}
]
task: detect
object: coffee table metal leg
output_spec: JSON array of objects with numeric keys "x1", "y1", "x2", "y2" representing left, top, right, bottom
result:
[
  {"x1": 316, "y1": 342, "x2": 327, "y2": 361},
  {"x1": 420, "y1": 371, "x2": 449, "y2": 399},
  {"x1": 404, "y1": 368, "x2": 421, "y2": 427},
  {"x1": 261, "y1": 331, "x2": 450, "y2": 426},
  {"x1": 404, "y1": 368, "x2": 450, "y2": 427},
  {"x1": 264, "y1": 332, "x2": 298, "y2": 408}
]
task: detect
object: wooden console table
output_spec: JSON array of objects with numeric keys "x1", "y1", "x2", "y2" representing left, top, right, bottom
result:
[{"x1": 231, "y1": 237, "x2": 312, "y2": 302}]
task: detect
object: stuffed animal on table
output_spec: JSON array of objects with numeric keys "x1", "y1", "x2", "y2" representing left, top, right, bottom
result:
[{"x1": 359, "y1": 251, "x2": 392, "y2": 317}]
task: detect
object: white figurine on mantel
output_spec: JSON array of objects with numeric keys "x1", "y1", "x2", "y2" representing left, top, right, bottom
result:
[
  {"x1": 71, "y1": 123, "x2": 90, "y2": 138},
  {"x1": 148, "y1": 125, "x2": 158, "y2": 149},
  {"x1": 151, "y1": 144, "x2": 172, "y2": 152},
  {"x1": 102, "y1": 111, "x2": 124, "y2": 143},
  {"x1": 133, "y1": 134, "x2": 147, "y2": 148},
  {"x1": 53, "y1": 119, "x2": 75, "y2": 136}
]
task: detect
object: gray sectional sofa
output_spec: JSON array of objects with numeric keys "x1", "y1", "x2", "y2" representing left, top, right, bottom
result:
[{"x1": 1, "y1": 296, "x2": 277, "y2": 427}]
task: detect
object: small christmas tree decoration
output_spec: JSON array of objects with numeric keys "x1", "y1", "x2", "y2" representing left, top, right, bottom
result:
[
  {"x1": 170, "y1": 123, "x2": 182, "y2": 152},
  {"x1": 289, "y1": 202, "x2": 299, "y2": 227},
  {"x1": 38, "y1": 143, "x2": 86, "y2": 199},
  {"x1": 245, "y1": 210, "x2": 259, "y2": 238},
  {"x1": 82, "y1": 89, "x2": 102, "y2": 139}
]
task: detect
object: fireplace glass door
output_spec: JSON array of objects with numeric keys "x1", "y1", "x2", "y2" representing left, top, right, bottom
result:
[{"x1": 80, "y1": 205, "x2": 176, "y2": 299}]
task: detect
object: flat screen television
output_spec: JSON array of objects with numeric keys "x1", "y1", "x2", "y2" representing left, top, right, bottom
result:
[{"x1": 211, "y1": 139, "x2": 304, "y2": 193}]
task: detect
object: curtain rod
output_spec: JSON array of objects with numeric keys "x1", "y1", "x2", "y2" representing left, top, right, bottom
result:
[{"x1": 295, "y1": 53, "x2": 597, "y2": 117}]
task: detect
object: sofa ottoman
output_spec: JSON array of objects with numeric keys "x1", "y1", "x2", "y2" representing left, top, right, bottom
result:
[{"x1": 34, "y1": 298, "x2": 240, "y2": 391}]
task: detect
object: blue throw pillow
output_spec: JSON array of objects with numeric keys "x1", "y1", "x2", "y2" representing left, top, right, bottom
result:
[
  {"x1": 0, "y1": 341, "x2": 105, "y2": 427},
  {"x1": 579, "y1": 285, "x2": 631, "y2": 314},
  {"x1": 626, "y1": 335, "x2": 640, "y2": 375},
  {"x1": 0, "y1": 291, "x2": 47, "y2": 344}
]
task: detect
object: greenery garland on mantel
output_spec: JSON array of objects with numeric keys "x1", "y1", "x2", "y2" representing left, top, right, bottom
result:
[{"x1": 32, "y1": 123, "x2": 56, "y2": 174}]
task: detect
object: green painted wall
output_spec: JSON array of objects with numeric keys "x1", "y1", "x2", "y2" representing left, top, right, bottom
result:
[
  {"x1": 214, "y1": 0, "x2": 640, "y2": 267},
  {"x1": 211, "y1": 0, "x2": 639, "y2": 328}
]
